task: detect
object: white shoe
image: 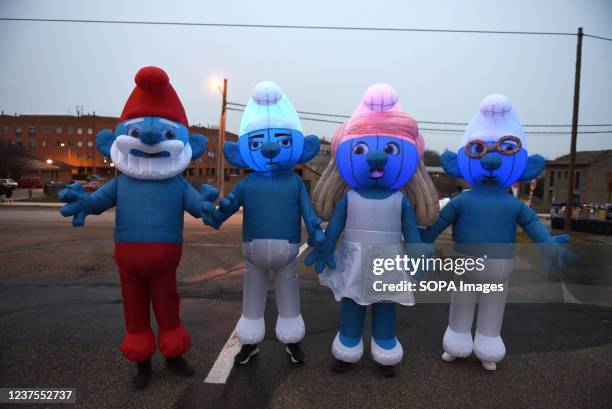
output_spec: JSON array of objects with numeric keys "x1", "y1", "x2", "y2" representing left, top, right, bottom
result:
[
  {"x1": 235, "y1": 316, "x2": 265, "y2": 345},
  {"x1": 473, "y1": 331, "x2": 505, "y2": 363},
  {"x1": 481, "y1": 360, "x2": 497, "y2": 371},
  {"x1": 331, "y1": 333, "x2": 363, "y2": 363},
  {"x1": 441, "y1": 352, "x2": 456, "y2": 362}
]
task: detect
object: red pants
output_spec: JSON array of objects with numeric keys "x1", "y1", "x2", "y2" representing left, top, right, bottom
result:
[{"x1": 115, "y1": 242, "x2": 191, "y2": 362}]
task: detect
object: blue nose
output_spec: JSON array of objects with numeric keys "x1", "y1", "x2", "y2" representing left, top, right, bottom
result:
[
  {"x1": 140, "y1": 131, "x2": 162, "y2": 145},
  {"x1": 481, "y1": 153, "x2": 502, "y2": 171},
  {"x1": 261, "y1": 142, "x2": 281, "y2": 159},
  {"x1": 367, "y1": 151, "x2": 388, "y2": 167}
]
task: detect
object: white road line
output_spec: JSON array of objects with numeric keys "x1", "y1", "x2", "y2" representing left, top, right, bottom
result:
[{"x1": 203, "y1": 242, "x2": 311, "y2": 384}]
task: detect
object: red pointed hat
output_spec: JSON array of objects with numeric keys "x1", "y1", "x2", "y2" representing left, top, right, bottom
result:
[{"x1": 119, "y1": 66, "x2": 189, "y2": 127}]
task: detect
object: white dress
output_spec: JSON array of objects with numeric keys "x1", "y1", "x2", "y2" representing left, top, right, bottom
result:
[{"x1": 318, "y1": 190, "x2": 415, "y2": 306}]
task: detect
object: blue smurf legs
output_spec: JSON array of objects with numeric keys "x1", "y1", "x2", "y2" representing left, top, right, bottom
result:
[
  {"x1": 371, "y1": 303, "x2": 403, "y2": 367},
  {"x1": 333, "y1": 299, "x2": 403, "y2": 373}
]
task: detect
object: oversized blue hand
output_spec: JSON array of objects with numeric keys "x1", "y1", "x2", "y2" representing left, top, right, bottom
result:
[
  {"x1": 199, "y1": 184, "x2": 219, "y2": 226},
  {"x1": 541, "y1": 235, "x2": 578, "y2": 273},
  {"x1": 405, "y1": 242, "x2": 436, "y2": 280},
  {"x1": 219, "y1": 193, "x2": 238, "y2": 213},
  {"x1": 304, "y1": 238, "x2": 336, "y2": 274},
  {"x1": 307, "y1": 217, "x2": 325, "y2": 247},
  {"x1": 58, "y1": 183, "x2": 90, "y2": 227}
]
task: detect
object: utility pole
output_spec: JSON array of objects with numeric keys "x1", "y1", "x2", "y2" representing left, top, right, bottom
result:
[
  {"x1": 217, "y1": 78, "x2": 228, "y2": 196},
  {"x1": 564, "y1": 27, "x2": 583, "y2": 233}
]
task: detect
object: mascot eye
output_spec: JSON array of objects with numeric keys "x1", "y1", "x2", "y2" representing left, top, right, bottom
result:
[
  {"x1": 249, "y1": 140, "x2": 262, "y2": 150},
  {"x1": 384, "y1": 142, "x2": 400, "y2": 155},
  {"x1": 128, "y1": 128, "x2": 140, "y2": 137},
  {"x1": 352, "y1": 142, "x2": 369, "y2": 155},
  {"x1": 279, "y1": 139, "x2": 291, "y2": 147},
  {"x1": 163, "y1": 130, "x2": 175, "y2": 140}
]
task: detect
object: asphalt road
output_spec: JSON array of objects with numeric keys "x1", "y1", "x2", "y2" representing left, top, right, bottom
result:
[{"x1": 0, "y1": 207, "x2": 611, "y2": 409}]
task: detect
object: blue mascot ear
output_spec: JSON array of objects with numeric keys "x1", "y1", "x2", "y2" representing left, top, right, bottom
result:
[
  {"x1": 441, "y1": 150, "x2": 462, "y2": 178},
  {"x1": 518, "y1": 154, "x2": 545, "y2": 182},
  {"x1": 189, "y1": 133, "x2": 207, "y2": 160},
  {"x1": 299, "y1": 135, "x2": 320, "y2": 163},
  {"x1": 96, "y1": 129, "x2": 115, "y2": 158},
  {"x1": 223, "y1": 141, "x2": 248, "y2": 168}
]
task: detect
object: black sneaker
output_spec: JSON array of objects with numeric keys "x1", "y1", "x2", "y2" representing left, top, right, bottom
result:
[
  {"x1": 285, "y1": 343, "x2": 305, "y2": 364},
  {"x1": 379, "y1": 364, "x2": 396, "y2": 377},
  {"x1": 331, "y1": 358, "x2": 351, "y2": 372},
  {"x1": 166, "y1": 356, "x2": 195, "y2": 377},
  {"x1": 133, "y1": 359, "x2": 152, "y2": 389},
  {"x1": 234, "y1": 344, "x2": 259, "y2": 365}
]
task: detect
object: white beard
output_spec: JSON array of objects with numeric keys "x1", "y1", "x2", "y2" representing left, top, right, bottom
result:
[{"x1": 110, "y1": 134, "x2": 192, "y2": 180}]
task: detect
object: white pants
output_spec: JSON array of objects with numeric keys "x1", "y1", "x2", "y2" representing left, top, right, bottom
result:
[
  {"x1": 235, "y1": 240, "x2": 305, "y2": 345},
  {"x1": 443, "y1": 258, "x2": 513, "y2": 363}
]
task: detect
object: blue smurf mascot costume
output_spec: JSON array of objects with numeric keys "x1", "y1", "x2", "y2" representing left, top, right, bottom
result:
[
  {"x1": 306, "y1": 84, "x2": 439, "y2": 376},
  {"x1": 202, "y1": 81, "x2": 323, "y2": 365},
  {"x1": 58, "y1": 66, "x2": 211, "y2": 389},
  {"x1": 421, "y1": 94, "x2": 573, "y2": 371}
]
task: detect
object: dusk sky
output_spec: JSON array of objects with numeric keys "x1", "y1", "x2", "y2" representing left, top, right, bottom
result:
[{"x1": 1, "y1": 0, "x2": 611, "y2": 159}]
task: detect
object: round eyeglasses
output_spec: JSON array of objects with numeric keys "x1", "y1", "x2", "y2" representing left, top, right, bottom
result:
[{"x1": 464, "y1": 135, "x2": 522, "y2": 159}]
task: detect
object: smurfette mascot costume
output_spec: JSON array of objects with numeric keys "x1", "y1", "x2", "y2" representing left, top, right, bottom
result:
[
  {"x1": 306, "y1": 84, "x2": 439, "y2": 376},
  {"x1": 202, "y1": 81, "x2": 324, "y2": 365},
  {"x1": 420, "y1": 94, "x2": 574, "y2": 371}
]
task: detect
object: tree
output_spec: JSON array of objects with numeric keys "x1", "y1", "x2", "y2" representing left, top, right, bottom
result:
[
  {"x1": 423, "y1": 149, "x2": 441, "y2": 167},
  {"x1": 0, "y1": 141, "x2": 28, "y2": 178}
]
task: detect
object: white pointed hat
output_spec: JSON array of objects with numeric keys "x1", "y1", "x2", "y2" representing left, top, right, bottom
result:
[
  {"x1": 460, "y1": 94, "x2": 526, "y2": 149},
  {"x1": 239, "y1": 81, "x2": 302, "y2": 136}
]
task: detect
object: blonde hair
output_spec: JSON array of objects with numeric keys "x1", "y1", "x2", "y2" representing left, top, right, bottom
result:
[{"x1": 313, "y1": 130, "x2": 439, "y2": 226}]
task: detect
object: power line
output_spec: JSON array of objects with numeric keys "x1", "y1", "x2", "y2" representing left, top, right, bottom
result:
[
  {"x1": 226, "y1": 102, "x2": 612, "y2": 128},
  {"x1": 225, "y1": 107, "x2": 612, "y2": 134},
  {"x1": 0, "y1": 17, "x2": 582, "y2": 37},
  {"x1": 584, "y1": 33, "x2": 612, "y2": 42}
]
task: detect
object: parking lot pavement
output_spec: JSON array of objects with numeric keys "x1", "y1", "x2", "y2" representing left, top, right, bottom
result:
[{"x1": 0, "y1": 207, "x2": 611, "y2": 409}]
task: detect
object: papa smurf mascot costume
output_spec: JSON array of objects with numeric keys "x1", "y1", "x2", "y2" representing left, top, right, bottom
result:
[
  {"x1": 202, "y1": 81, "x2": 323, "y2": 365},
  {"x1": 306, "y1": 84, "x2": 439, "y2": 376},
  {"x1": 420, "y1": 94, "x2": 574, "y2": 371},
  {"x1": 59, "y1": 67, "x2": 212, "y2": 388}
]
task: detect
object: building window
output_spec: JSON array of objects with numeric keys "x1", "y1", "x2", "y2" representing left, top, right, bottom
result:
[
  {"x1": 87, "y1": 153, "x2": 94, "y2": 161},
  {"x1": 549, "y1": 170, "x2": 554, "y2": 187},
  {"x1": 42, "y1": 140, "x2": 47, "y2": 147},
  {"x1": 87, "y1": 141, "x2": 93, "y2": 147},
  {"x1": 16, "y1": 127, "x2": 22, "y2": 136},
  {"x1": 41, "y1": 127, "x2": 50, "y2": 134},
  {"x1": 574, "y1": 171, "x2": 580, "y2": 189},
  {"x1": 67, "y1": 127, "x2": 73, "y2": 135},
  {"x1": 198, "y1": 168, "x2": 203, "y2": 176},
  {"x1": 28, "y1": 127, "x2": 36, "y2": 136},
  {"x1": 87, "y1": 128, "x2": 93, "y2": 135},
  {"x1": 56, "y1": 127, "x2": 62, "y2": 134},
  {"x1": 564, "y1": 171, "x2": 568, "y2": 179},
  {"x1": 77, "y1": 141, "x2": 83, "y2": 147},
  {"x1": 29, "y1": 139, "x2": 36, "y2": 149},
  {"x1": 77, "y1": 128, "x2": 83, "y2": 135}
]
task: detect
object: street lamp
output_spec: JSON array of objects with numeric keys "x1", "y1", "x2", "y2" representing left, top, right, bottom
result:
[
  {"x1": 46, "y1": 159, "x2": 53, "y2": 164},
  {"x1": 210, "y1": 77, "x2": 228, "y2": 196}
]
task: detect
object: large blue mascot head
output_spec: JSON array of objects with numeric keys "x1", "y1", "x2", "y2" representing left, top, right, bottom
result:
[
  {"x1": 333, "y1": 83, "x2": 424, "y2": 191},
  {"x1": 96, "y1": 66, "x2": 207, "y2": 180},
  {"x1": 441, "y1": 94, "x2": 544, "y2": 187},
  {"x1": 223, "y1": 81, "x2": 319, "y2": 173}
]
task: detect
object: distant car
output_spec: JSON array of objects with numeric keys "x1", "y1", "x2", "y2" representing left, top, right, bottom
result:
[
  {"x1": 18, "y1": 177, "x2": 42, "y2": 189},
  {"x1": 43, "y1": 180, "x2": 70, "y2": 196},
  {"x1": 86, "y1": 175, "x2": 106, "y2": 182},
  {"x1": 0, "y1": 179, "x2": 18, "y2": 198},
  {"x1": 83, "y1": 181, "x2": 99, "y2": 192}
]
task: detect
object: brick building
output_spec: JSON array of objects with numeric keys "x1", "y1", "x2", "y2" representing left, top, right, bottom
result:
[
  {"x1": 0, "y1": 113, "x2": 321, "y2": 193},
  {"x1": 543, "y1": 150, "x2": 612, "y2": 205}
]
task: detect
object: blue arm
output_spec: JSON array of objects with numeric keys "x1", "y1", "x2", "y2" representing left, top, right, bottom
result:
[
  {"x1": 182, "y1": 179, "x2": 208, "y2": 219},
  {"x1": 304, "y1": 193, "x2": 348, "y2": 273},
  {"x1": 402, "y1": 196, "x2": 434, "y2": 278},
  {"x1": 420, "y1": 197, "x2": 459, "y2": 243},
  {"x1": 204, "y1": 180, "x2": 245, "y2": 229},
  {"x1": 59, "y1": 179, "x2": 117, "y2": 226},
  {"x1": 298, "y1": 178, "x2": 324, "y2": 245}
]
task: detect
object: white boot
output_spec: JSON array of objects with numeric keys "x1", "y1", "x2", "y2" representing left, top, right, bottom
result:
[
  {"x1": 473, "y1": 331, "x2": 505, "y2": 370},
  {"x1": 235, "y1": 315, "x2": 265, "y2": 345},
  {"x1": 275, "y1": 315, "x2": 305, "y2": 344},
  {"x1": 370, "y1": 337, "x2": 403, "y2": 366},
  {"x1": 332, "y1": 333, "x2": 363, "y2": 363},
  {"x1": 442, "y1": 326, "x2": 473, "y2": 360}
]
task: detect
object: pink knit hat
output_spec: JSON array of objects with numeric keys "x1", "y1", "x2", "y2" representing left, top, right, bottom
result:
[{"x1": 331, "y1": 84, "x2": 424, "y2": 156}]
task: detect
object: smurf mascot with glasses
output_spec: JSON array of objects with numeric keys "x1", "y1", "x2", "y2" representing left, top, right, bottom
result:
[
  {"x1": 420, "y1": 94, "x2": 574, "y2": 371},
  {"x1": 58, "y1": 66, "x2": 212, "y2": 388},
  {"x1": 201, "y1": 81, "x2": 323, "y2": 366},
  {"x1": 306, "y1": 84, "x2": 439, "y2": 377}
]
